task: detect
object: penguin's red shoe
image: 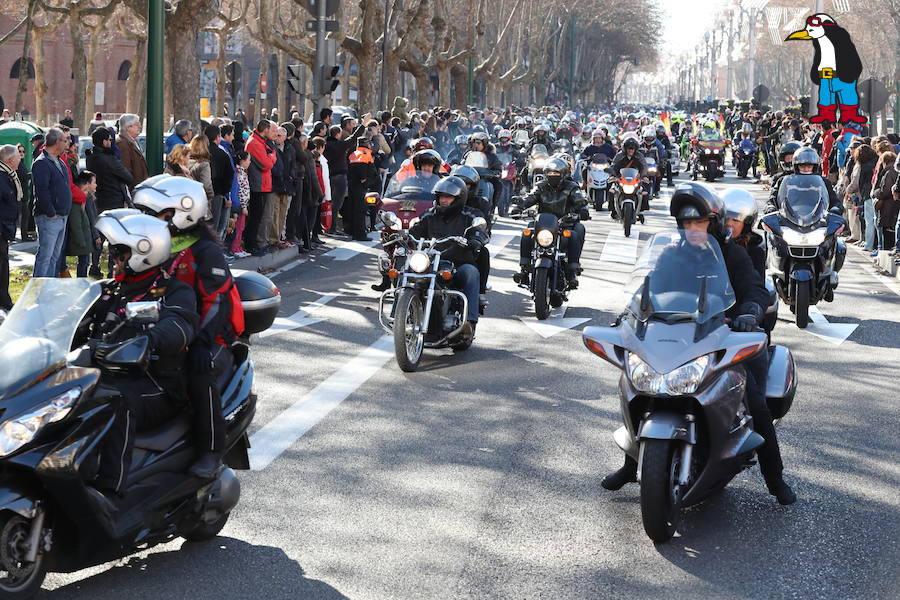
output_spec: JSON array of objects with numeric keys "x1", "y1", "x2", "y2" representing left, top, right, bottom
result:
[
  {"x1": 809, "y1": 104, "x2": 837, "y2": 124},
  {"x1": 839, "y1": 104, "x2": 867, "y2": 124}
]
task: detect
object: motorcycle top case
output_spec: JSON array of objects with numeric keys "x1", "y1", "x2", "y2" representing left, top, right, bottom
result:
[{"x1": 234, "y1": 271, "x2": 282, "y2": 334}]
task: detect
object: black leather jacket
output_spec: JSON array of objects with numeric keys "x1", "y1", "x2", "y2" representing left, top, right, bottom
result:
[
  {"x1": 408, "y1": 204, "x2": 489, "y2": 267},
  {"x1": 611, "y1": 150, "x2": 647, "y2": 176},
  {"x1": 519, "y1": 179, "x2": 587, "y2": 218}
]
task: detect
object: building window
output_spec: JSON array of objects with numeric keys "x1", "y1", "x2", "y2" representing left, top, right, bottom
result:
[
  {"x1": 9, "y1": 58, "x2": 35, "y2": 79},
  {"x1": 117, "y1": 60, "x2": 132, "y2": 81}
]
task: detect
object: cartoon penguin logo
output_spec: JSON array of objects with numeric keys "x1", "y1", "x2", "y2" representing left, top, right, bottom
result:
[{"x1": 786, "y1": 13, "x2": 865, "y2": 126}]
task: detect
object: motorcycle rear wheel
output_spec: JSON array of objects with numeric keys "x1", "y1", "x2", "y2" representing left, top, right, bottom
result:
[
  {"x1": 640, "y1": 439, "x2": 682, "y2": 543},
  {"x1": 394, "y1": 289, "x2": 425, "y2": 371},
  {"x1": 795, "y1": 281, "x2": 810, "y2": 329},
  {"x1": 0, "y1": 513, "x2": 48, "y2": 599},
  {"x1": 183, "y1": 512, "x2": 231, "y2": 542},
  {"x1": 533, "y1": 267, "x2": 551, "y2": 320},
  {"x1": 705, "y1": 164, "x2": 716, "y2": 182},
  {"x1": 623, "y1": 204, "x2": 634, "y2": 238}
]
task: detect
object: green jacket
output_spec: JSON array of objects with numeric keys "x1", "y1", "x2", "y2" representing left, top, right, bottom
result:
[{"x1": 66, "y1": 203, "x2": 94, "y2": 256}]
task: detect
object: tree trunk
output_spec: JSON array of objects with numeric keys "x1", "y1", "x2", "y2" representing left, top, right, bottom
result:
[
  {"x1": 414, "y1": 71, "x2": 430, "y2": 108},
  {"x1": 14, "y1": 0, "x2": 37, "y2": 115},
  {"x1": 216, "y1": 30, "x2": 227, "y2": 116},
  {"x1": 165, "y1": 1, "x2": 216, "y2": 126},
  {"x1": 451, "y1": 65, "x2": 467, "y2": 109},
  {"x1": 437, "y1": 66, "x2": 451, "y2": 108},
  {"x1": 341, "y1": 53, "x2": 352, "y2": 106},
  {"x1": 356, "y1": 47, "x2": 377, "y2": 114},
  {"x1": 33, "y1": 30, "x2": 48, "y2": 125},
  {"x1": 70, "y1": 9, "x2": 87, "y2": 131},
  {"x1": 384, "y1": 51, "x2": 401, "y2": 109},
  {"x1": 85, "y1": 25, "x2": 102, "y2": 124},
  {"x1": 126, "y1": 37, "x2": 147, "y2": 114}
]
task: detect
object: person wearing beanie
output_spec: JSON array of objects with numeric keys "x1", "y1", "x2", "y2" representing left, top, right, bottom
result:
[{"x1": 86, "y1": 125, "x2": 133, "y2": 212}]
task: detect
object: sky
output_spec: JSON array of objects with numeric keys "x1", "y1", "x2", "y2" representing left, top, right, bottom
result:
[{"x1": 658, "y1": 0, "x2": 724, "y2": 54}]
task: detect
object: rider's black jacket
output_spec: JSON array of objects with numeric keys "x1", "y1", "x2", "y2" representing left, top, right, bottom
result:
[
  {"x1": 611, "y1": 150, "x2": 647, "y2": 176},
  {"x1": 408, "y1": 203, "x2": 489, "y2": 268},
  {"x1": 518, "y1": 179, "x2": 587, "y2": 218},
  {"x1": 723, "y1": 238, "x2": 769, "y2": 317},
  {"x1": 765, "y1": 173, "x2": 841, "y2": 214}
]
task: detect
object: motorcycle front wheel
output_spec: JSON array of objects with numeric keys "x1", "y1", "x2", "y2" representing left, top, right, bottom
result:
[
  {"x1": 795, "y1": 280, "x2": 810, "y2": 329},
  {"x1": 533, "y1": 267, "x2": 551, "y2": 320},
  {"x1": 623, "y1": 204, "x2": 634, "y2": 238},
  {"x1": 394, "y1": 289, "x2": 425, "y2": 372},
  {"x1": 640, "y1": 439, "x2": 683, "y2": 543},
  {"x1": 0, "y1": 513, "x2": 48, "y2": 599}
]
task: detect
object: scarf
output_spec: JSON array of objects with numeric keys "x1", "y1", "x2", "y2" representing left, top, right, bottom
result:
[{"x1": 0, "y1": 160, "x2": 22, "y2": 202}]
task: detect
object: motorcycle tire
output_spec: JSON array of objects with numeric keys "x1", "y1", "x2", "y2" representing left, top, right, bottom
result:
[
  {"x1": 705, "y1": 165, "x2": 715, "y2": 182},
  {"x1": 533, "y1": 267, "x2": 551, "y2": 321},
  {"x1": 0, "y1": 512, "x2": 48, "y2": 599},
  {"x1": 623, "y1": 204, "x2": 634, "y2": 238},
  {"x1": 394, "y1": 289, "x2": 425, "y2": 372},
  {"x1": 639, "y1": 439, "x2": 682, "y2": 543},
  {"x1": 795, "y1": 281, "x2": 810, "y2": 329},
  {"x1": 592, "y1": 188, "x2": 602, "y2": 211},
  {"x1": 183, "y1": 512, "x2": 231, "y2": 542}
]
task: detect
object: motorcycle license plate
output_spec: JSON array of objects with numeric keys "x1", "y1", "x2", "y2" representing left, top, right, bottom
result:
[{"x1": 401, "y1": 201, "x2": 417, "y2": 211}]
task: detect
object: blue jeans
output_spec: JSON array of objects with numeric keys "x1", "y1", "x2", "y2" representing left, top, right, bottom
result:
[
  {"x1": 76, "y1": 255, "x2": 90, "y2": 278},
  {"x1": 895, "y1": 212, "x2": 900, "y2": 253},
  {"x1": 33, "y1": 215, "x2": 68, "y2": 278},
  {"x1": 864, "y1": 198, "x2": 876, "y2": 251},
  {"x1": 453, "y1": 263, "x2": 480, "y2": 323},
  {"x1": 818, "y1": 77, "x2": 859, "y2": 106}
]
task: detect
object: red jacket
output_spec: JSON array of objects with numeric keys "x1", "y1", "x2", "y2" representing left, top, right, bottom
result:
[
  {"x1": 245, "y1": 131, "x2": 277, "y2": 193},
  {"x1": 821, "y1": 129, "x2": 835, "y2": 176}
]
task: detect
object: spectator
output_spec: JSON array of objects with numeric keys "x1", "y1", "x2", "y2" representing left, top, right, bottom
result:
[
  {"x1": 296, "y1": 133, "x2": 322, "y2": 252},
  {"x1": 874, "y1": 151, "x2": 898, "y2": 255},
  {"x1": 165, "y1": 119, "x2": 193, "y2": 155},
  {"x1": 59, "y1": 109, "x2": 74, "y2": 129},
  {"x1": 0, "y1": 144, "x2": 22, "y2": 310},
  {"x1": 310, "y1": 121, "x2": 327, "y2": 139},
  {"x1": 281, "y1": 123, "x2": 306, "y2": 249},
  {"x1": 117, "y1": 113, "x2": 149, "y2": 190},
  {"x1": 165, "y1": 144, "x2": 192, "y2": 177},
  {"x1": 231, "y1": 150, "x2": 251, "y2": 258},
  {"x1": 319, "y1": 108, "x2": 333, "y2": 127},
  {"x1": 244, "y1": 120, "x2": 278, "y2": 255},
  {"x1": 85, "y1": 127, "x2": 133, "y2": 212},
  {"x1": 271, "y1": 126, "x2": 294, "y2": 249},
  {"x1": 30, "y1": 133, "x2": 45, "y2": 161},
  {"x1": 311, "y1": 136, "x2": 330, "y2": 243},
  {"x1": 347, "y1": 137, "x2": 377, "y2": 241},
  {"x1": 87, "y1": 112, "x2": 105, "y2": 134},
  {"x1": 187, "y1": 134, "x2": 215, "y2": 214},
  {"x1": 234, "y1": 108, "x2": 247, "y2": 127},
  {"x1": 15, "y1": 144, "x2": 33, "y2": 241},
  {"x1": 0, "y1": 109, "x2": 11, "y2": 124},
  {"x1": 844, "y1": 144, "x2": 877, "y2": 246},
  {"x1": 323, "y1": 122, "x2": 364, "y2": 237},
  {"x1": 31, "y1": 127, "x2": 73, "y2": 278},
  {"x1": 205, "y1": 124, "x2": 235, "y2": 240},
  {"x1": 62, "y1": 137, "x2": 79, "y2": 180},
  {"x1": 67, "y1": 171, "x2": 98, "y2": 278},
  {"x1": 219, "y1": 124, "x2": 241, "y2": 251}
]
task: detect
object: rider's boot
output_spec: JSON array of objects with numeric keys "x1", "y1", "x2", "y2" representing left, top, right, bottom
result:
[{"x1": 601, "y1": 455, "x2": 638, "y2": 490}]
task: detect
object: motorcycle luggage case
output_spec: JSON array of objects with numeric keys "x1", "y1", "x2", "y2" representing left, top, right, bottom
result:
[
  {"x1": 765, "y1": 345, "x2": 797, "y2": 419},
  {"x1": 235, "y1": 271, "x2": 282, "y2": 334}
]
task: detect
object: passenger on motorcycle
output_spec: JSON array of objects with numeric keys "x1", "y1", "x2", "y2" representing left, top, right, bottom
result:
[
  {"x1": 401, "y1": 150, "x2": 443, "y2": 190},
  {"x1": 448, "y1": 135, "x2": 470, "y2": 165},
  {"x1": 408, "y1": 176, "x2": 488, "y2": 340},
  {"x1": 132, "y1": 175, "x2": 244, "y2": 479},
  {"x1": 580, "y1": 131, "x2": 616, "y2": 163},
  {"x1": 511, "y1": 157, "x2": 587, "y2": 288},
  {"x1": 601, "y1": 183, "x2": 796, "y2": 505},
  {"x1": 450, "y1": 164, "x2": 492, "y2": 307},
  {"x1": 89, "y1": 212, "x2": 199, "y2": 505}
]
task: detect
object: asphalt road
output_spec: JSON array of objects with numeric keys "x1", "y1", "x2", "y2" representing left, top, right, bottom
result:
[{"x1": 42, "y1": 168, "x2": 900, "y2": 599}]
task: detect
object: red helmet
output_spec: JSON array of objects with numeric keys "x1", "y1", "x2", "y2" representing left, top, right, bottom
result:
[{"x1": 413, "y1": 137, "x2": 434, "y2": 151}]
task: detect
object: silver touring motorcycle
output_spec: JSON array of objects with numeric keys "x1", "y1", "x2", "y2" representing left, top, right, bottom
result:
[{"x1": 582, "y1": 230, "x2": 797, "y2": 542}]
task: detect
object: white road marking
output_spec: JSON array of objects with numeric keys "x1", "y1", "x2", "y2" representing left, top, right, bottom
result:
[
  {"x1": 487, "y1": 232, "x2": 516, "y2": 258},
  {"x1": 599, "y1": 230, "x2": 639, "y2": 264},
  {"x1": 249, "y1": 334, "x2": 394, "y2": 470},
  {"x1": 256, "y1": 293, "x2": 338, "y2": 339},
  {"x1": 855, "y1": 257, "x2": 900, "y2": 299},
  {"x1": 518, "y1": 303, "x2": 590, "y2": 338},
  {"x1": 9, "y1": 250, "x2": 35, "y2": 270},
  {"x1": 324, "y1": 239, "x2": 380, "y2": 261},
  {"x1": 804, "y1": 306, "x2": 859, "y2": 346}
]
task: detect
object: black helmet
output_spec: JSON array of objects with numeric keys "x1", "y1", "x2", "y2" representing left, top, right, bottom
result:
[
  {"x1": 778, "y1": 141, "x2": 802, "y2": 169},
  {"x1": 433, "y1": 176, "x2": 468, "y2": 216},
  {"x1": 450, "y1": 164, "x2": 480, "y2": 188},
  {"x1": 544, "y1": 156, "x2": 568, "y2": 187},
  {"x1": 412, "y1": 149, "x2": 443, "y2": 171},
  {"x1": 623, "y1": 138, "x2": 639, "y2": 151},
  {"x1": 669, "y1": 182, "x2": 726, "y2": 240},
  {"x1": 792, "y1": 146, "x2": 820, "y2": 173}
]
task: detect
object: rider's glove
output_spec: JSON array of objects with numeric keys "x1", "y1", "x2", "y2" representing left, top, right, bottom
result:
[
  {"x1": 467, "y1": 238, "x2": 483, "y2": 254},
  {"x1": 731, "y1": 302, "x2": 763, "y2": 332}
]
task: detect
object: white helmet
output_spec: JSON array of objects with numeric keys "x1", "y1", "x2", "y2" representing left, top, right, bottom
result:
[
  {"x1": 95, "y1": 212, "x2": 172, "y2": 274},
  {"x1": 132, "y1": 174, "x2": 209, "y2": 232}
]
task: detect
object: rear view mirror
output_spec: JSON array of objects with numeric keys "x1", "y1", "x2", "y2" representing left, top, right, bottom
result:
[
  {"x1": 126, "y1": 301, "x2": 160, "y2": 324},
  {"x1": 379, "y1": 210, "x2": 402, "y2": 230},
  {"x1": 469, "y1": 217, "x2": 488, "y2": 232}
]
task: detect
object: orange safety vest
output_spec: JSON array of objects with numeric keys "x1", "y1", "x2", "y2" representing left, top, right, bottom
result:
[{"x1": 349, "y1": 147, "x2": 374, "y2": 164}]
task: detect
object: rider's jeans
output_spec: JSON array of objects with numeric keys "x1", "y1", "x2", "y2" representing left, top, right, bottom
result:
[
  {"x1": 563, "y1": 222, "x2": 585, "y2": 266},
  {"x1": 453, "y1": 263, "x2": 481, "y2": 323}
]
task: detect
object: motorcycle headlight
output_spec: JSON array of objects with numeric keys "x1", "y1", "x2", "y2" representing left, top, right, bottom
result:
[
  {"x1": 627, "y1": 354, "x2": 709, "y2": 396},
  {"x1": 704, "y1": 149, "x2": 712, "y2": 154},
  {"x1": 533, "y1": 159, "x2": 546, "y2": 168},
  {"x1": 781, "y1": 227, "x2": 826, "y2": 246},
  {"x1": 408, "y1": 251, "x2": 431, "y2": 273},
  {"x1": 622, "y1": 184, "x2": 637, "y2": 194},
  {"x1": 536, "y1": 229, "x2": 555, "y2": 247},
  {"x1": 0, "y1": 387, "x2": 81, "y2": 457}
]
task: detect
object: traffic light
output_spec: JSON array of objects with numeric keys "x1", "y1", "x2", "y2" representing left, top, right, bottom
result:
[
  {"x1": 319, "y1": 64, "x2": 339, "y2": 95},
  {"x1": 226, "y1": 61, "x2": 241, "y2": 99},
  {"x1": 287, "y1": 64, "x2": 303, "y2": 94}
]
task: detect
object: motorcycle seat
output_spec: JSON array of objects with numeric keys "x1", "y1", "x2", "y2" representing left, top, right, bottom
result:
[{"x1": 134, "y1": 414, "x2": 192, "y2": 452}]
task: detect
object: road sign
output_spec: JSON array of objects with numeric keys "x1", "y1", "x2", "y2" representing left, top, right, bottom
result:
[
  {"x1": 306, "y1": 19, "x2": 339, "y2": 32},
  {"x1": 260, "y1": 74, "x2": 268, "y2": 94},
  {"x1": 287, "y1": 64, "x2": 303, "y2": 94},
  {"x1": 858, "y1": 78, "x2": 889, "y2": 115},
  {"x1": 752, "y1": 84, "x2": 770, "y2": 103},
  {"x1": 306, "y1": 0, "x2": 338, "y2": 17}
]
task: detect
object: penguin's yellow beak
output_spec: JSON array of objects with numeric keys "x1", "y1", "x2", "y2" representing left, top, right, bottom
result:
[{"x1": 785, "y1": 29, "x2": 812, "y2": 41}]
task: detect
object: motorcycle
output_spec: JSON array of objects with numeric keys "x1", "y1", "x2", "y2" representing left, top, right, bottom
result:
[
  {"x1": 496, "y1": 152, "x2": 517, "y2": 218},
  {"x1": 582, "y1": 230, "x2": 797, "y2": 542},
  {"x1": 527, "y1": 144, "x2": 551, "y2": 188},
  {"x1": 692, "y1": 139, "x2": 726, "y2": 182},
  {"x1": 511, "y1": 208, "x2": 581, "y2": 320},
  {"x1": 644, "y1": 156, "x2": 659, "y2": 199},
  {"x1": 613, "y1": 167, "x2": 644, "y2": 238},
  {"x1": 582, "y1": 155, "x2": 611, "y2": 211},
  {"x1": 377, "y1": 218, "x2": 488, "y2": 372},
  {"x1": 760, "y1": 174, "x2": 847, "y2": 328},
  {"x1": 734, "y1": 140, "x2": 758, "y2": 179},
  {"x1": 0, "y1": 273, "x2": 280, "y2": 597},
  {"x1": 463, "y1": 152, "x2": 498, "y2": 214}
]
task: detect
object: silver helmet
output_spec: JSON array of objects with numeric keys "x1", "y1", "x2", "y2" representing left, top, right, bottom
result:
[
  {"x1": 132, "y1": 174, "x2": 209, "y2": 232},
  {"x1": 95, "y1": 212, "x2": 172, "y2": 274},
  {"x1": 721, "y1": 188, "x2": 758, "y2": 232}
]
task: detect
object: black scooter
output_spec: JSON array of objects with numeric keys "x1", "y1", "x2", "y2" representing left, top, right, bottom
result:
[{"x1": 0, "y1": 273, "x2": 279, "y2": 598}]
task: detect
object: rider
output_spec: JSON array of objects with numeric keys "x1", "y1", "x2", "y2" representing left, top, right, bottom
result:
[
  {"x1": 511, "y1": 156, "x2": 587, "y2": 288},
  {"x1": 450, "y1": 165, "x2": 492, "y2": 310},
  {"x1": 655, "y1": 124, "x2": 674, "y2": 187},
  {"x1": 402, "y1": 150, "x2": 443, "y2": 190},
  {"x1": 528, "y1": 124, "x2": 552, "y2": 153},
  {"x1": 448, "y1": 135, "x2": 470, "y2": 165},
  {"x1": 579, "y1": 130, "x2": 615, "y2": 163},
  {"x1": 765, "y1": 145, "x2": 842, "y2": 214},
  {"x1": 89, "y1": 212, "x2": 198, "y2": 504},
  {"x1": 132, "y1": 174, "x2": 245, "y2": 479},
  {"x1": 601, "y1": 183, "x2": 796, "y2": 505},
  {"x1": 408, "y1": 176, "x2": 488, "y2": 340},
  {"x1": 640, "y1": 127, "x2": 664, "y2": 200},
  {"x1": 611, "y1": 137, "x2": 647, "y2": 218}
]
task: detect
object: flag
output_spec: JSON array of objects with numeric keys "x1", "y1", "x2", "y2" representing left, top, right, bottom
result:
[
  {"x1": 718, "y1": 113, "x2": 726, "y2": 135},
  {"x1": 660, "y1": 111, "x2": 671, "y2": 135}
]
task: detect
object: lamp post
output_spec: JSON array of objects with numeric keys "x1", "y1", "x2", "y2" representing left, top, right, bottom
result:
[{"x1": 146, "y1": 0, "x2": 164, "y2": 175}]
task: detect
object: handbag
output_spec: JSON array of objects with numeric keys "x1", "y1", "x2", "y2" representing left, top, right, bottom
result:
[{"x1": 320, "y1": 199, "x2": 333, "y2": 230}]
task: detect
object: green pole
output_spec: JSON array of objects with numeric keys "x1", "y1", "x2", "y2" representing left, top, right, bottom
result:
[
  {"x1": 569, "y1": 15, "x2": 575, "y2": 107},
  {"x1": 467, "y1": 57, "x2": 474, "y2": 106},
  {"x1": 895, "y1": 78, "x2": 899, "y2": 134},
  {"x1": 146, "y1": 0, "x2": 165, "y2": 175}
]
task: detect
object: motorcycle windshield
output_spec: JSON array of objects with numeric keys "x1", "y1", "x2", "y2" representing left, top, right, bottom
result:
[
  {"x1": 620, "y1": 168, "x2": 639, "y2": 181},
  {"x1": 513, "y1": 131, "x2": 530, "y2": 146},
  {"x1": 0, "y1": 279, "x2": 102, "y2": 399},
  {"x1": 385, "y1": 171, "x2": 440, "y2": 201},
  {"x1": 590, "y1": 156, "x2": 610, "y2": 167},
  {"x1": 496, "y1": 152, "x2": 513, "y2": 166},
  {"x1": 530, "y1": 144, "x2": 549, "y2": 158},
  {"x1": 778, "y1": 174, "x2": 827, "y2": 227},
  {"x1": 463, "y1": 152, "x2": 489, "y2": 168},
  {"x1": 624, "y1": 230, "x2": 735, "y2": 324}
]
